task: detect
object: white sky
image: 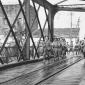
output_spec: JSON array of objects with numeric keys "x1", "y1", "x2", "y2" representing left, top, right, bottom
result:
[{"x1": 1, "y1": 0, "x2": 85, "y2": 40}]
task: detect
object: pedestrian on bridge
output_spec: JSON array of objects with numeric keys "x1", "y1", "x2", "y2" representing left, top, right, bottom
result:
[{"x1": 81, "y1": 43, "x2": 85, "y2": 59}]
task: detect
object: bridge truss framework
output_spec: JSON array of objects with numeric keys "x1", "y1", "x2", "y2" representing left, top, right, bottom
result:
[{"x1": 0, "y1": 0, "x2": 84, "y2": 65}]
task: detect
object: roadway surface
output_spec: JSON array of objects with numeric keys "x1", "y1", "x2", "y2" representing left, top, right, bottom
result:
[
  {"x1": 39, "y1": 58, "x2": 85, "y2": 85},
  {"x1": 0, "y1": 53, "x2": 82, "y2": 85}
]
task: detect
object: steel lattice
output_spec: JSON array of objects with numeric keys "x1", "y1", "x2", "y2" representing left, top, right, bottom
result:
[{"x1": 0, "y1": 0, "x2": 50, "y2": 64}]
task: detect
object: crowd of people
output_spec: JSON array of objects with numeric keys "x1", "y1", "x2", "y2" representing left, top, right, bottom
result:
[
  {"x1": 30, "y1": 37, "x2": 85, "y2": 63},
  {"x1": 42, "y1": 37, "x2": 85, "y2": 62},
  {"x1": 42, "y1": 37, "x2": 68, "y2": 62}
]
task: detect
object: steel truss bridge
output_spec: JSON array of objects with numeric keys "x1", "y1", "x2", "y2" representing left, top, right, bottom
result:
[
  {"x1": 0, "y1": 0, "x2": 84, "y2": 66},
  {"x1": 0, "y1": 0, "x2": 84, "y2": 85}
]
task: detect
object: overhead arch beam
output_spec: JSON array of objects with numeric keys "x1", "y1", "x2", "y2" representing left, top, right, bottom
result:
[{"x1": 32, "y1": 0, "x2": 53, "y2": 10}]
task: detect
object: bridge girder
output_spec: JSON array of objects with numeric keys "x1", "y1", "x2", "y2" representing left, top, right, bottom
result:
[
  {"x1": 58, "y1": 6, "x2": 85, "y2": 12},
  {"x1": 32, "y1": 0, "x2": 85, "y2": 13},
  {"x1": 32, "y1": 0, "x2": 53, "y2": 10}
]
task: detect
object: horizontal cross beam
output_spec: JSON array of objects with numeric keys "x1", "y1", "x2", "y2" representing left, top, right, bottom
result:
[{"x1": 58, "y1": 6, "x2": 85, "y2": 12}]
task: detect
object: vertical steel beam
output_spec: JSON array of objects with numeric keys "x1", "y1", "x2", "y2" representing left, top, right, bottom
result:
[
  {"x1": 48, "y1": 10, "x2": 55, "y2": 42},
  {"x1": 25, "y1": 0, "x2": 30, "y2": 60},
  {"x1": 18, "y1": 0, "x2": 39, "y2": 58},
  {"x1": 21, "y1": 5, "x2": 40, "y2": 59},
  {"x1": 43, "y1": 0, "x2": 56, "y2": 42}
]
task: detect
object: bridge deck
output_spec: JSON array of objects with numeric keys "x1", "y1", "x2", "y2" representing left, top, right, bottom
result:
[
  {"x1": 0, "y1": 53, "x2": 83, "y2": 85},
  {"x1": 0, "y1": 61, "x2": 45, "y2": 83},
  {"x1": 41, "y1": 59, "x2": 85, "y2": 85}
]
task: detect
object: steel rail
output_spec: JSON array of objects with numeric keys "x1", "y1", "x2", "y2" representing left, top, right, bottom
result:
[{"x1": 35, "y1": 57, "x2": 82, "y2": 85}]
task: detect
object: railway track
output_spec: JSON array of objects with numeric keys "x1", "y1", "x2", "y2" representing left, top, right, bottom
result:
[
  {"x1": 35, "y1": 57, "x2": 82, "y2": 85},
  {"x1": 0, "y1": 56, "x2": 83, "y2": 85}
]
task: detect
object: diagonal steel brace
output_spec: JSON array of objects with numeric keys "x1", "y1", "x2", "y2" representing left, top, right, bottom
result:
[
  {"x1": 0, "y1": 1, "x2": 25, "y2": 61},
  {"x1": 32, "y1": 0, "x2": 45, "y2": 41},
  {"x1": 18, "y1": 0, "x2": 39, "y2": 59}
]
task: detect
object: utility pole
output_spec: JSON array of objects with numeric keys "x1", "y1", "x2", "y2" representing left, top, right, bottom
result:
[
  {"x1": 71, "y1": 11, "x2": 72, "y2": 28},
  {"x1": 70, "y1": 11, "x2": 73, "y2": 46},
  {"x1": 76, "y1": 17, "x2": 80, "y2": 28}
]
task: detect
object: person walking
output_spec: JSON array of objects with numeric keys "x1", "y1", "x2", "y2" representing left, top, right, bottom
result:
[{"x1": 82, "y1": 44, "x2": 85, "y2": 59}]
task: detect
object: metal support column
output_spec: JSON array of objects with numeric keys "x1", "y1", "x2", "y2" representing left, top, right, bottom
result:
[
  {"x1": 18, "y1": 0, "x2": 39, "y2": 59},
  {"x1": 25, "y1": 0, "x2": 30, "y2": 60},
  {"x1": 48, "y1": 10, "x2": 55, "y2": 42}
]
